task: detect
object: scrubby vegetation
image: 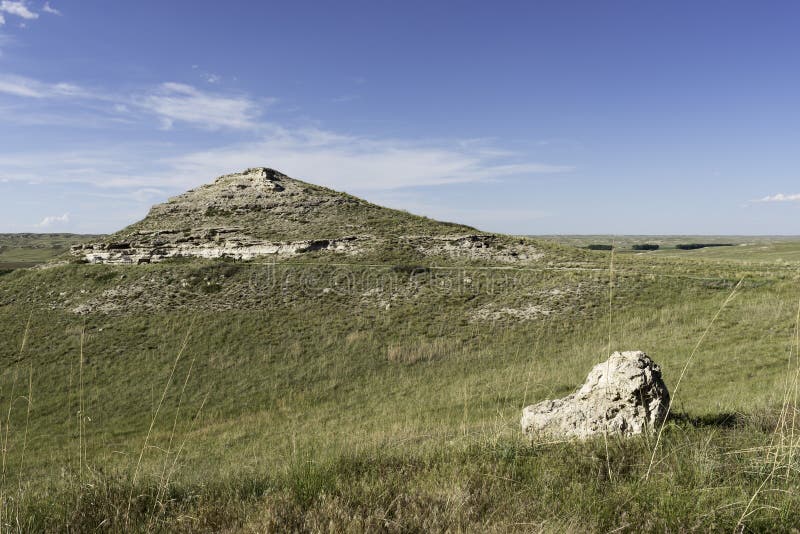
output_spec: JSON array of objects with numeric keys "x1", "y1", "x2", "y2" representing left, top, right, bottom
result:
[
  {"x1": 632, "y1": 243, "x2": 660, "y2": 251},
  {"x1": 390, "y1": 264, "x2": 430, "y2": 276}
]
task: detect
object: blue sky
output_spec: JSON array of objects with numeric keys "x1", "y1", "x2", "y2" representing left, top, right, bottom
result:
[{"x1": 1, "y1": 1, "x2": 799, "y2": 235}]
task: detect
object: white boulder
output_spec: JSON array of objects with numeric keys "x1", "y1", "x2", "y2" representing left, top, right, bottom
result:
[{"x1": 521, "y1": 351, "x2": 670, "y2": 440}]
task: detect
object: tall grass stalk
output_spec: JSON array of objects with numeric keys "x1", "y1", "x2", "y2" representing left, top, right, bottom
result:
[
  {"x1": 1, "y1": 365, "x2": 18, "y2": 499},
  {"x1": 645, "y1": 278, "x2": 744, "y2": 481},
  {"x1": 603, "y1": 239, "x2": 616, "y2": 484},
  {"x1": 17, "y1": 364, "x2": 32, "y2": 483},
  {"x1": 0, "y1": 313, "x2": 30, "y2": 532},
  {"x1": 149, "y1": 326, "x2": 199, "y2": 528},
  {"x1": 125, "y1": 317, "x2": 195, "y2": 527},
  {"x1": 152, "y1": 389, "x2": 212, "y2": 529},
  {"x1": 791, "y1": 298, "x2": 800, "y2": 476},
  {"x1": 736, "y1": 297, "x2": 800, "y2": 530},
  {"x1": 165, "y1": 390, "x2": 210, "y2": 484},
  {"x1": 78, "y1": 323, "x2": 85, "y2": 480}
]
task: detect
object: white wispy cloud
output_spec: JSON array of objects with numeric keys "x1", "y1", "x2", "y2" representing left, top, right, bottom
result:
[
  {"x1": 42, "y1": 2, "x2": 59, "y2": 15},
  {"x1": 0, "y1": 75, "x2": 47, "y2": 97},
  {"x1": 0, "y1": 74, "x2": 571, "y2": 192},
  {"x1": 36, "y1": 212, "x2": 69, "y2": 227},
  {"x1": 0, "y1": 74, "x2": 268, "y2": 131},
  {"x1": 754, "y1": 193, "x2": 800, "y2": 203},
  {"x1": 138, "y1": 82, "x2": 263, "y2": 130},
  {"x1": 0, "y1": 72, "x2": 572, "y2": 233},
  {"x1": 164, "y1": 126, "x2": 572, "y2": 191},
  {"x1": 0, "y1": 146, "x2": 174, "y2": 189},
  {"x1": 82, "y1": 187, "x2": 167, "y2": 204},
  {"x1": 0, "y1": 74, "x2": 85, "y2": 98},
  {"x1": 0, "y1": 1, "x2": 37, "y2": 20},
  {"x1": 191, "y1": 65, "x2": 221, "y2": 84},
  {"x1": 0, "y1": 132, "x2": 569, "y2": 233},
  {"x1": 0, "y1": 125, "x2": 572, "y2": 194}
]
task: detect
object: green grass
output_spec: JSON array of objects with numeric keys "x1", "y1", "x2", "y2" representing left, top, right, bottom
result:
[
  {"x1": 539, "y1": 234, "x2": 800, "y2": 261},
  {"x1": 1, "y1": 236, "x2": 800, "y2": 530},
  {"x1": 653, "y1": 240, "x2": 800, "y2": 263},
  {"x1": 0, "y1": 233, "x2": 104, "y2": 267}
]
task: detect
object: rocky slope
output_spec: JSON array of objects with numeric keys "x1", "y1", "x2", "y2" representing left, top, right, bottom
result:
[
  {"x1": 1, "y1": 167, "x2": 605, "y2": 318},
  {"x1": 70, "y1": 167, "x2": 544, "y2": 265}
]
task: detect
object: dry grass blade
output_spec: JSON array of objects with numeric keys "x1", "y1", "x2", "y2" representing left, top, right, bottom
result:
[
  {"x1": 17, "y1": 364, "x2": 32, "y2": 482},
  {"x1": 125, "y1": 317, "x2": 196, "y2": 527},
  {"x1": 159, "y1": 391, "x2": 211, "y2": 512},
  {"x1": 149, "y1": 326, "x2": 200, "y2": 529},
  {"x1": 0, "y1": 312, "x2": 31, "y2": 528},
  {"x1": 644, "y1": 278, "x2": 744, "y2": 481},
  {"x1": 78, "y1": 322, "x2": 85, "y2": 479},
  {"x1": 736, "y1": 297, "x2": 800, "y2": 531},
  {"x1": 603, "y1": 238, "x2": 616, "y2": 484}
]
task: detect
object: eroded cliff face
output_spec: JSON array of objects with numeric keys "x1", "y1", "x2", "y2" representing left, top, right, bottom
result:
[
  {"x1": 71, "y1": 230, "x2": 361, "y2": 264},
  {"x1": 69, "y1": 232, "x2": 544, "y2": 265},
  {"x1": 68, "y1": 167, "x2": 364, "y2": 263}
]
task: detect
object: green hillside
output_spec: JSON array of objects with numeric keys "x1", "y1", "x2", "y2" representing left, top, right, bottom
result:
[
  {"x1": 1, "y1": 173, "x2": 800, "y2": 531},
  {"x1": 0, "y1": 233, "x2": 104, "y2": 271}
]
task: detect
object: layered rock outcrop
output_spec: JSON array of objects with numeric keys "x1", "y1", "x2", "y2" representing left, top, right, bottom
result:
[
  {"x1": 69, "y1": 167, "x2": 546, "y2": 265},
  {"x1": 71, "y1": 231, "x2": 360, "y2": 264}
]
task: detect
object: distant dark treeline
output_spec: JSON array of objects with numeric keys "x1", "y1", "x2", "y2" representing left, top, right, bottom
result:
[
  {"x1": 588, "y1": 244, "x2": 661, "y2": 251},
  {"x1": 675, "y1": 243, "x2": 734, "y2": 250},
  {"x1": 586, "y1": 243, "x2": 735, "y2": 252}
]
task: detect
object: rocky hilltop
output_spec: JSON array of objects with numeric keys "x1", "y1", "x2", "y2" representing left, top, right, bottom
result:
[
  {"x1": 1, "y1": 167, "x2": 602, "y2": 318},
  {"x1": 71, "y1": 167, "x2": 544, "y2": 265}
]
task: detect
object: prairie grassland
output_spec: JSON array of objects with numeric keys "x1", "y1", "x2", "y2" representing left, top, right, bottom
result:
[
  {"x1": 0, "y1": 234, "x2": 103, "y2": 266},
  {"x1": 542, "y1": 235, "x2": 800, "y2": 263},
  {"x1": 0, "y1": 241, "x2": 799, "y2": 531}
]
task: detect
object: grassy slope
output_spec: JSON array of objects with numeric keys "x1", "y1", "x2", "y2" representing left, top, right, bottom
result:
[
  {"x1": 541, "y1": 234, "x2": 800, "y2": 261},
  {"x1": 651, "y1": 240, "x2": 800, "y2": 262},
  {"x1": 0, "y1": 238, "x2": 800, "y2": 530},
  {"x1": 0, "y1": 233, "x2": 104, "y2": 270}
]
